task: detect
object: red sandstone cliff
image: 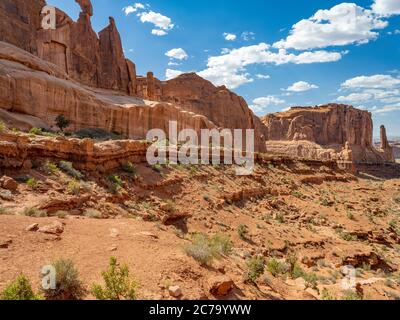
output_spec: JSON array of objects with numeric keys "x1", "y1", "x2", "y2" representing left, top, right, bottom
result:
[{"x1": 261, "y1": 104, "x2": 395, "y2": 163}]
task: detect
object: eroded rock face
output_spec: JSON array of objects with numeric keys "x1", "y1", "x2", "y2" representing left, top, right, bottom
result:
[
  {"x1": 161, "y1": 73, "x2": 267, "y2": 152},
  {"x1": 261, "y1": 104, "x2": 395, "y2": 163}
]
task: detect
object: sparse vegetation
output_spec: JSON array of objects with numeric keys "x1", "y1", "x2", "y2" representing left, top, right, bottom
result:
[
  {"x1": 303, "y1": 272, "x2": 318, "y2": 291},
  {"x1": 1, "y1": 274, "x2": 42, "y2": 300},
  {"x1": 162, "y1": 200, "x2": 176, "y2": 213},
  {"x1": 84, "y1": 209, "x2": 103, "y2": 219},
  {"x1": 152, "y1": 164, "x2": 163, "y2": 173},
  {"x1": 107, "y1": 175, "x2": 123, "y2": 193},
  {"x1": 91, "y1": 257, "x2": 137, "y2": 300},
  {"x1": 347, "y1": 211, "x2": 355, "y2": 220},
  {"x1": 29, "y1": 127, "x2": 57, "y2": 137},
  {"x1": 184, "y1": 233, "x2": 233, "y2": 265},
  {"x1": 22, "y1": 207, "x2": 47, "y2": 217},
  {"x1": 55, "y1": 114, "x2": 70, "y2": 132},
  {"x1": 341, "y1": 289, "x2": 362, "y2": 300},
  {"x1": 43, "y1": 161, "x2": 59, "y2": 175},
  {"x1": 42, "y1": 259, "x2": 86, "y2": 300},
  {"x1": 286, "y1": 254, "x2": 304, "y2": 279},
  {"x1": 321, "y1": 288, "x2": 336, "y2": 300},
  {"x1": 74, "y1": 128, "x2": 121, "y2": 140},
  {"x1": 67, "y1": 180, "x2": 81, "y2": 195},
  {"x1": 0, "y1": 120, "x2": 7, "y2": 133},
  {"x1": 237, "y1": 224, "x2": 249, "y2": 240},
  {"x1": 267, "y1": 258, "x2": 288, "y2": 278},
  {"x1": 122, "y1": 162, "x2": 137, "y2": 176},
  {"x1": 58, "y1": 161, "x2": 83, "y2": 180},
  {"x1": 26, "y1": 177, "x2": 38, "y2": 190},
  {"x1": 0, "y1": 206, "x2": 8, "y2": 215},
  {"x1": 245, "y1": 256, "x2": 265, "y2": 283}
]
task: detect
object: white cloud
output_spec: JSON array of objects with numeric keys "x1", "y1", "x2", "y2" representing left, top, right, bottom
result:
[
  {"x1": 165, "y1": 69, "x2": 184, "y2": 80},
  {"x1": 138, "y1": 11, "x2": 174, "y2": 35},
  {"x1": 286, "y1": 81, "x2": 319, "y2": 92},
  {"x1": 337, "y1": 92, "x2": 373, "y2": 102},
  {"x1": 165, "y1": 48, "x2": 188, "y2": 60},
  {"x1": 256, "y1": 74, "x2": 271, "y2": 80},
  {"x1": 241, "y1": 32, "x2": 256, "y2": 41},
  {"x1": 274, "y1": 3, "x2": 388, "y2": 50},
  {"x1": 341, "y1": 74, "x2": 400, "y2": 89},
  {"x1": 373, "y1": 104, "x2": 400, "y2": 113},
  {"x1": 123, "y1": 3, "x2": 145, "y2": 15},
  {"x1": 223, "y1": 33, "x2": 237, "y2": 41},
  {"x1": 372, "y1": 0, "x2": 400, "y2": 16},
  {"x1": 249, "y1": 96, "x2": 286, "y2": 114},
  {"x1": 197, "y1": 43, "x2": 342, "y2": 89},
  {"x1": 151, "y1": 29, "x2": 167, "y2": 36}
]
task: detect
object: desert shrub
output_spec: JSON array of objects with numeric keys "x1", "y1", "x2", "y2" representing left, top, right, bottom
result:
[
  {"x1": 43, "y1": 161, "x2": 59, "y2": 175},
  {"x1": 22, "y1": 207, "x2": 47, "y2": 217},
  {"x1": 74, "y1": 128, "x2": 121, "y2": 141},
  {"x1": 122, "y1": 162, "x2": 137, "y2": 176},
  {"x1": 321, "y1": 288, "x2": 336, "y2": 300},
  {"x1": 0, "y1": 206, "x2": 9, "y2": 215},
  {"x1": 275, "y1": 213, "x2": 285, "y2": 223},
  {"x1": 84, "y1": 209, "x2": 103, "y2": 219},
  {"x1": 55, "y1": 210, "x2": 68, "y2": 219},
  {"x1": 245, "y1": 256, "x2": 265, "y2": 283},
  {"x1": 163, "y1": 200, "x2": 176, "y2": 213},
  {"x1": 58, "y1": 161, "x2": 83, "y2": 180},
  {"x1": 67, "y1": 180, "x2": 81, "y2": 195},
  {"x1": 107, "y1": 175, "x2": 123, "y2": 193},
  {"x1": 237, "y1": 224, "x2": 249, "y2": 240},
  {"x1": 303, "y1": 272, "x2": 318, "y2": 291},
  {"x1": 341, "y1": 289, "x2": 362, "y2": 300},
  {"x1": 347, "y1": 211, "x2": 355, "y2": 220},
  {"x1": 26, "y1": 177, "x2": 38, "y2": 190},
  {"x1": 209, "y1": 233, "x2": 233, "y2": 256},
  {"x1": 184, "y1": 233, "x2": 214, "y2": 265},
  {"x1": 152, "y1": 164, "x2": 163, "y2": 173},
  {"x1": 267, "y1": 258, "x2": 289, "y2": 277},
  {"x1": 1, "y1": 274, "x2": 42, "y2": 300},
  {"x1": 55, "y1": 115, "x2": 70, "y2": 132},
  {"x1": 292, "y1": 191, "x2": 306, "y2": 200},
  {"x1": 91, "y1": 257, "x2": 137, "y2": 300},
  {"x1": 29, "y1": 127, "x2": 57, "y2": 137},
  {"x1": 286, "y1": 254, "x2": 304, "y2": 279},
  {"x1": 42, "y1": 259, "x2": 86, "y2": 300},
  {"x1": 0, "y1": 120, "x2": 7, "y2": 133}
]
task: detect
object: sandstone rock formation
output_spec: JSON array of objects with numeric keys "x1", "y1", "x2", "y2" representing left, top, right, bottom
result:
[
  {"x1": 379, "y1": 125, "x2": 395, "y2": 162},
  {"x1": 261, "y1": 104, "x2": 395, "y2": 163}
]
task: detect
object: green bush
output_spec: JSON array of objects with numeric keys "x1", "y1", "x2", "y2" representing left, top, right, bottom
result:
[
  {"x1": 0, "y1": 205, "x2": 9, "y2": 215},
  {"x1": 107, "y1": 175, "x2": 123, "y2": 193},
  {"x1": 26, "y1": 177, "x2": 38, "y2": 190},
  {"x1": 74, "y1": 128, "x2": 121, "y2": 141},
  {"x1": 42, "y1": 259, "x2": 86, "y2": 300},
  {"x1": 184, "y1": 233, "x2": 233, "y2": 265},
  {"x1": 321, "y1": 288, "x2": 336, "y2": 300},
  {"x1": 341, "y1": 289, "x2": 362, "y2": 300},
  {"x1": 245, "y1": 256, "x2": 265, "y2": 283},
  {"x1": 286, "y1": 254, "x2": 304, "y2": 279},
  {"x1": 91, "y1": 257, "x2": 137, "y2": 300},
  {"x1": 1, "y1": 274, "x2": 42, "y2": 300},
  {"x1": 58, "y1": 161, "x2": 83, "y2": 180},
  {"x1": 22, "y1": 207, "x2": 47, "y2": 217},
  {"x1": 29, "y1": 127, "x2": 57, "y2": 137},
  {"x1": 303, "y1": 272, "x2": 318, "y2": 291},
  {"x1": 237, "y1": 224, "x2": 249, "y2": 240},
  {"x1": 55, "y1": 115, "x2": 70, "y2": 132},
  {"x1": 267, "y1": 258, "x2": 289, "y2": 277},
  {"x1": 67, "y1": 180, "x2": 81, "y2": 195},
  {"x1": 122, "y1": 162, "x2": 137, "y2": 176},
  {"x1": 0, "y1": 120, "x2": 7, "y2": 133},
  {"x1": 43, "y1": 161, "x2": 59, "y2": 175}
]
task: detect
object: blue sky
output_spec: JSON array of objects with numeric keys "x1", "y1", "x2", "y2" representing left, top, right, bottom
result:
[{"x1": 47, "y1": 0, "x2": 400, "y2": 138}]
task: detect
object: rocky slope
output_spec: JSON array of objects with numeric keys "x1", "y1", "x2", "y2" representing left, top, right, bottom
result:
[{"x1": 261, "y1": 105, "x2": 394, "y2": 163}]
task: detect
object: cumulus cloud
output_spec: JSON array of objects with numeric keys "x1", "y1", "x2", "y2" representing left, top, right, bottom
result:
[
  {"x1": 165, "y1": 69, "x2": 184, "y2": 80},
  {"x1": 372, "y1": 0, "x2": 400, "y2": 16},
  {"x1": 123, "y1": 3, "x2": 145, "y2": 15},
  {"x1": 165, "y1": 48, "x2": 188, "y2": 60},
  {"x1": 286, "y1": 81, "x2": 319, "y2": 92},
  {"x1": 256, "y1": 74, "x2": 271, "y2": 80},
  {"x1": 337, "y1": 92, "x2": 373, "y2": 103},
  {"x1": 373, "y1": 104, "x2": 400, "y2": 113},
  {"x1": 197, "y1": 43, "x2": 342, "y2": 89},
  {"x1": 138, "y1": 11, "x2": 174, "y2": 36},
  {"x1": 341, "y1": 74, "x2": 400, "y2": 89},
  {"x1": 274, "y1": 3, "x2": 388, "y2": 50},
  {"x1": 223, "y1": 33, "x2": 237, "y2": 41},
  {"x1": 249, "y1": 96, "x2": 286, "y2": 114}
]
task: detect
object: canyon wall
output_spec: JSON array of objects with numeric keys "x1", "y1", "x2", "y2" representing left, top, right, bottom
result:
[{"x1": 261, "y1": 104, "x2": 394, "y2": 163}]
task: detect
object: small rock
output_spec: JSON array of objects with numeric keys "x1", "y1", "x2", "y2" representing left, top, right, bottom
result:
[
  {"x1": 110, "y1": 228, "x2": 119, "y2": 238},
  {"x1": 108, "y1": 245, "x2": 118, "y2": 252},
  {"x1": 0, "y1": 189, "x2": 13, "y2": 201},
  {"x1": 25, "y1": 223, "x2": 39, "y2": 232},
  {"x1": 38, "y1": 221, "x2": 64, "y2": 235},
  {"x1": 0, "y1": 239, "x2": 12, "y2": 249},
  {"x1": 0, "y1": 176, "x2": 18, "y2": 191},
  {"x1": 208, "y1": 276, "x2": 234, "y2": 296},
  {"x1": 168, "y1": 285, "x2": 182, "y2": 298},
  {"x1": 138, "y1": 231, "x2": 159, "y2": 239}
]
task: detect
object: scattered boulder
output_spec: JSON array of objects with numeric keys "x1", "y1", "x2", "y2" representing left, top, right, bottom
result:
[
  {"x1": 207, "y1": 276, "x2": 234, "y2": 296},
  {"x1": 0, "y1": 176, "x2": 18, "y2": 191},
  {"x1": 168, "y1": 285, "x2": 182, "y2": 298},
  {"x1": 25, "y1": 223, "x2": 39, "y2": 232},
  {"x1": 0, "y1": 190, "x2": 13, "y2": 201},
  {"x1": 38, "y1": 221, "x2": 64, "y2": 235}
]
